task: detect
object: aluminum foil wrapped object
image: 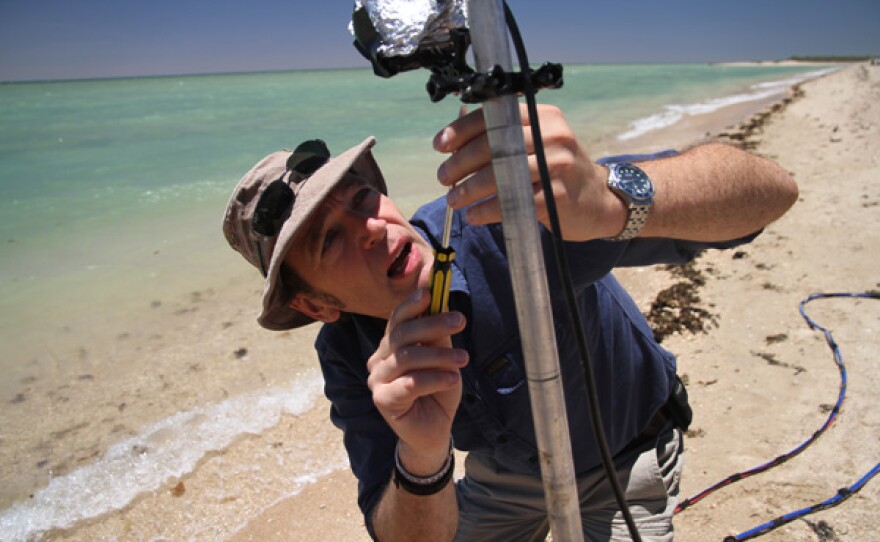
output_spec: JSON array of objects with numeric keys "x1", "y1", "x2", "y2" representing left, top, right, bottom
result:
[{"x1": 349, "y1": 0, "x2": 469, "y2": 57}]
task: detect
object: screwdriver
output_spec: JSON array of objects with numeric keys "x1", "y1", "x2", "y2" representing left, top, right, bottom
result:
[
  {"x1": 427, "y1": 106, "x2": 465, "y2": 316},
  {"x1": 427, "y1": 202, "x2": 455, "y2": 315}
]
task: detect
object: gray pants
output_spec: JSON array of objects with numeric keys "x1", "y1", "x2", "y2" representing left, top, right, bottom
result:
[{"x1": 454, "y1": 429, "x2": 683, "y2": 542}]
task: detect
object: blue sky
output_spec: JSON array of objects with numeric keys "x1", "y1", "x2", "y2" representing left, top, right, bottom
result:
[{"x1": 1, "y1": 0, "x2": 878, "y2": 82}]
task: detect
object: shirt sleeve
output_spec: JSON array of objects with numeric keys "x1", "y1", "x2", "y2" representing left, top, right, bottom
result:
[
  {"x1": 596, "y1": 149, "x2": 679, "y2": 165},
  {"x1": 316, "y1": 321, "x2": 396, "y2": 540},
  {"x1": 615, "y1": 232, "x2": 761, "y2": 267}
]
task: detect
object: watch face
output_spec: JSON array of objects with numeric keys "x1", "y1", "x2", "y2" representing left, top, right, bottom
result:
[{"x1": 614, "y1": 164, "x2": 654, "y2": 202}]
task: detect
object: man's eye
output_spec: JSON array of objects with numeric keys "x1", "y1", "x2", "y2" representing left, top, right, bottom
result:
[
  {"x1": 353, "y1": 187, "x2": 377, "y2": 210},
  {"x1": 322, "y1": 229, "x2": 338, "y2": 254}
]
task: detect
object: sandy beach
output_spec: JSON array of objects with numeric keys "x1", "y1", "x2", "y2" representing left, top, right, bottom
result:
[
  {"x1": 666, "y1": 63, "x2": 880, "y2": 541},
  {"x1": 8, "y1": 63, "x2": 877, "y2": 541}
]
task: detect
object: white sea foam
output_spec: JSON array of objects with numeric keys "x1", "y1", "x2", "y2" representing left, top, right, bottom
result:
[
  {"x1": 617, "y1": 68, "x2": 838, "y2": 141},
  {"x1": 0, "y1": 371, "x2": 325, "y2": 541}
]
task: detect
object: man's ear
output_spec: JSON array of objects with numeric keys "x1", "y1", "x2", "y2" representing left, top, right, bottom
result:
[{"x1": 289, "y1": 293, "x2": 341, "y2": 323}]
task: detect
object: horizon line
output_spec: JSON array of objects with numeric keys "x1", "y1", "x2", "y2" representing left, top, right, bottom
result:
[{"x1": 2, "y1": 55, "x2": 868, "y2": 85}]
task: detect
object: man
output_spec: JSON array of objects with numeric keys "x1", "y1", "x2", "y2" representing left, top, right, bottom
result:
[{"x1": 223, "y1": 105, "x2": 798, "y2": 541}]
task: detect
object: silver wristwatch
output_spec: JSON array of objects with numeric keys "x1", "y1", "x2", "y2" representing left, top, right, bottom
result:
[{"x1": 605, "y1": 162, "x2": 654, "y2": 241}]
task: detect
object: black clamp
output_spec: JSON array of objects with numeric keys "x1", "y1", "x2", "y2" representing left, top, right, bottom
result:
[{"x1": 427, "y1": 61, "x2": 563, "y2": 103}]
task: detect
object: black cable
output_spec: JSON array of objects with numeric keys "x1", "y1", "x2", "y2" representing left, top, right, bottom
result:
[
  {"x1": 503, "y1": 3, "x2": 643, "y2": 541},
  {"x1": 479, "y1": 9, "x2": 879, "y2": 541}
]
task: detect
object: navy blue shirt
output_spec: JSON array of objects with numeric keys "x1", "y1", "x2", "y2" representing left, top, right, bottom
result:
[{"x1": 316, "y1": 159, "x2": 756, "y2": 529}]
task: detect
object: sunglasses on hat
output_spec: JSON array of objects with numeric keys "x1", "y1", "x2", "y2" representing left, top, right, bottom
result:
[{"x1": 252, "y1": 139, "x2": 330, "y2": 277}]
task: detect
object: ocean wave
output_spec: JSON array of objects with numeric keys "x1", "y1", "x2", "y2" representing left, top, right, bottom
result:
[
  {"x1": 0, "y1": 371, "x2": 325, "y2": 541},
  {"x1": 617, "y1": 68, "x2": 839, "y2": 141}
]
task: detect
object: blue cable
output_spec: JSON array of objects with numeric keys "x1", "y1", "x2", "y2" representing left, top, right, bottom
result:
[
  {"x1": 725, "y1": 463, "x2": 880, "y2": 541},
  {"x1": 678, "y1": 291, "x2": 879, "y2": 540}
]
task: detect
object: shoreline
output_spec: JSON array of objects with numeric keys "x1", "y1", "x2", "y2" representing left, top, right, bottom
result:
[
  {"x1": 712, "y1": 60, "x2": 857, "y2": 67},
  {"x1": 5, "y1": 63, "x2": 876, "y2": 541}
]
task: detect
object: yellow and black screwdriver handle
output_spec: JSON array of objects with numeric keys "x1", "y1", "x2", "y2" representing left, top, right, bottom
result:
[
  {"x1": 427, "y1": 106, "x2": 465, "y2": 316},
  {"x1": 427, "y1": 245, "x2": 455, "y2": 315}
]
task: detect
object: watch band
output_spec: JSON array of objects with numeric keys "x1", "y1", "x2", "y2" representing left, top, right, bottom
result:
[
  {"x1": 608, "y1": 202, "x2": 650, "y2": 241},
  {"x1": 393, "y1": 441, "x2": 455, "y2": 496}
]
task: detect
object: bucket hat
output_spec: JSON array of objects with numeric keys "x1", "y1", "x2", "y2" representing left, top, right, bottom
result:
[{"x1": 223, "y1": 137, "x2": 387, "y2": 330}]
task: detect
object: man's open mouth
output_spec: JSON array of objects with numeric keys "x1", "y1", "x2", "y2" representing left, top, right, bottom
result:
[{"x1": 387, "y1": 241, "x2": 412, "y2": 278}]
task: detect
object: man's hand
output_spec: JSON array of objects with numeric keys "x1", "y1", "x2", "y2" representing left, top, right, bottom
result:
[
  {"x1": 367, "y1": 288, "x2": 468, "y2": 475},
  {"x1": 433, "y1": 103, "x2": 626, "y2": 241}
]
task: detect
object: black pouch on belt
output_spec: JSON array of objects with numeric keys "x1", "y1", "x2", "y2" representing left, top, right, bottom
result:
[{"x1": 661, "y1": 375, "x2": 693, "y2": 432}]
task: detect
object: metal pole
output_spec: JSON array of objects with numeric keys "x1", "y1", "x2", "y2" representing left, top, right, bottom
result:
[{"x1": 466, "y1": 1, "x2": 584, "y2": 540}]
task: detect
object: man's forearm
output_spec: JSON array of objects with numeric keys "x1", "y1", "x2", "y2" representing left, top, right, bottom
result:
[
  {"x1": 636, "y1": 142, "x2": 799, "y2": 241},
  {"x1": 371, "y1": 475, "x2": 458, "y2": 542}
]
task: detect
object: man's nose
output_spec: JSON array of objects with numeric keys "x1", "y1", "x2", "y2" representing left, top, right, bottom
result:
[{"x1": 352, "y1": 212, "x2": 386, "y2": 248}]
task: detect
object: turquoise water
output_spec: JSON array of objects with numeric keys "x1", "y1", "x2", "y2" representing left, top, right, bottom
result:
[
  {"x1": 0, "y1": 70, "x2": 460, "y2": 317},
  {"x1": 0, "y1": 64, "x2": 818, "y2": 275},
  {"x1": 0, "y1": 63, "x2": 831, "y2": 540}
]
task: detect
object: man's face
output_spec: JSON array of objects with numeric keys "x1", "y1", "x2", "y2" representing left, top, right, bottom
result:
[{"x1": 285, "y1": 175, "x2": 434, "y2": 321}]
